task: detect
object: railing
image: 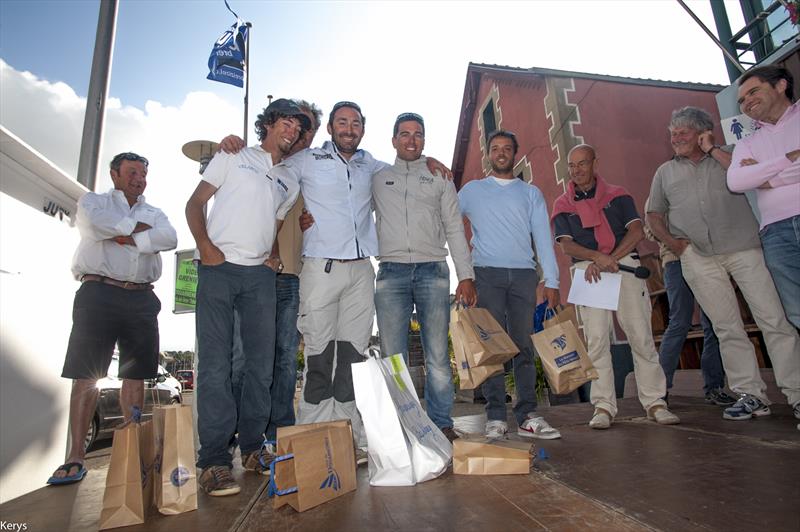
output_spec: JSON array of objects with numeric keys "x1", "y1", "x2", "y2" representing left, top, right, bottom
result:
[{"x1": 730, "y1": 0, "x2": 798, "y2": 65}]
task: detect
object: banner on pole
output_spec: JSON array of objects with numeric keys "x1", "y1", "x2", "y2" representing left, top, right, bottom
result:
[
  {"x1": 174, "y1": 249, "x2": 197, "y2": 314},
  {"x1": 206, "y1": 2, "x2": 248, "y2": 88}
]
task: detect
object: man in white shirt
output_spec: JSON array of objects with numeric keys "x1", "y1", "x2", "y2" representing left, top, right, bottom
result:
[
  {"x1": 185, "y1": 98, "x2": 306, "y2": 496},
  {"x1": 48, "y1": 152, "x2": 177, "y2": 485}
]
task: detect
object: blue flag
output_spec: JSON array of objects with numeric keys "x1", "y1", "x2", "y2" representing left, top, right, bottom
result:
[{"x1": 206, "y1": 2, "x2": 248, "y2": 88}]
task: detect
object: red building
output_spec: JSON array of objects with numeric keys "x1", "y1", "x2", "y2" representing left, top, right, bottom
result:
[{"x1": 452, "y1": 63, "x2": 725, "y2": 299}]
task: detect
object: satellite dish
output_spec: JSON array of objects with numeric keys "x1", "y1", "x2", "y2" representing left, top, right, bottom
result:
[{"x1": 182, "y1": 140, "x2": 219, "y2": 174}]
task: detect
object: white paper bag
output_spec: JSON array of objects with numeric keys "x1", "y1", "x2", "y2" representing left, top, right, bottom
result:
[{"x1": 352, "y1": 357, "x2": 415, "y2": 486}]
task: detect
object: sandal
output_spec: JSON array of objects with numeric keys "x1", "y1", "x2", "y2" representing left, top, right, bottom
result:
[{"x1": 47, "y1": 462, "x2": 87, "y2": 485}]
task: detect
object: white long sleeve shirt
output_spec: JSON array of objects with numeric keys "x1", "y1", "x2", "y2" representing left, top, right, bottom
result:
[{"x1": 71, "y1": 189, "x2": 178, "y2": 282}]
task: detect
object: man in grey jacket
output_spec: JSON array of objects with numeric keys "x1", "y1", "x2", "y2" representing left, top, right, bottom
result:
[{"x1": 373, "y1": 112, "x2": 477, "y2": 442}]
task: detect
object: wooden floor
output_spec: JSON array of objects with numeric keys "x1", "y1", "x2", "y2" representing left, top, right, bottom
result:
[{"x1": 2, "y1": 370, "x2": 799, "y2": 532}]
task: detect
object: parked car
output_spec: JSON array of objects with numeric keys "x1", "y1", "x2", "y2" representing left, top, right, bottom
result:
[
  {"x1": 86, "y1": 357, "x2": 181, "y2": 450},
  {"x1": 176, "y1": 369, "x2": 194, "y2": 391}
]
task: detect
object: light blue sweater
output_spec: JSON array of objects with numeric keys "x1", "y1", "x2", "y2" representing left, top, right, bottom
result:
[{"x1": 458, "y1": 177, "x2": 559, "y2": 288}]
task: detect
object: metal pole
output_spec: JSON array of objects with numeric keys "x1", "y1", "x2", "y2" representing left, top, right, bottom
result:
[
  {"x1": 709, "y1": 0, "x2": 742, "y2": 83},
  {"x1": 243, "y1": 22, "x2": 252, "y2": 145},
  {"x1": 76, "y1": 0, "x2": 118, "y2": 191},
  {"x1": 676, "y1": 0, "x2": 746, "y2": 76}
]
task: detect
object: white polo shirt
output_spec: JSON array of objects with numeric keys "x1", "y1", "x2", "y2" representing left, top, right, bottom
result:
[
  {"x1": 200, "y1": 145, "x2": 299, "y2": 266},
  {"x1": 269, "y1": 141, "x2": 386, "y2": 259}
]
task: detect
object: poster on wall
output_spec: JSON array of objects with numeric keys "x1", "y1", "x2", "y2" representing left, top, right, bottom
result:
[
  {"x1": 721, "y1": 113, "x2": 760, "y2": 145},
  {"x1": 174, "y1": 249, "x2": 197, "y2": 314}
]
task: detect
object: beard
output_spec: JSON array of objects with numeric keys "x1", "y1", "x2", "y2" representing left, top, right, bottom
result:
[{"x1": 490, "y1": 159, "x2": 514, "y2": 174}]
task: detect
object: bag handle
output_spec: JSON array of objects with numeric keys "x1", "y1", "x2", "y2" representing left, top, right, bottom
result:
[{"x1": 267, "y1": 453, "x2": 298, "y2": 497}]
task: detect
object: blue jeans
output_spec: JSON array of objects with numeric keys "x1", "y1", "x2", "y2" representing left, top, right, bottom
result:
[
  {"x1": 374, "y1": 261, "x2": 454, "y2": 429},
  {"x1": 196, "y1": 262, "x2": 276, "y2": 469},
  {"x1": 760, "y1": 215, "x2": 800, "y2": 329},
  {"x1": 659, "y1": 260, "x2": 725, "y2": 394},
  {"x1": 474, "y1": 267, "x2": 538, "y2": 426},
  {"x1": 267, "y1": 273, "x2": 300, "y2": 440}
]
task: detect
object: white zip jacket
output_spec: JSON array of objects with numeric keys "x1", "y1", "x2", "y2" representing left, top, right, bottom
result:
[{"x1": 372, "y1": 156, "x2": 474, "y2": 282}]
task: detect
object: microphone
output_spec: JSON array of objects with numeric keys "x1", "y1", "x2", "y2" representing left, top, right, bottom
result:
[{"x1": 618, "y1": 264, "x2": 650, "y2": 279}]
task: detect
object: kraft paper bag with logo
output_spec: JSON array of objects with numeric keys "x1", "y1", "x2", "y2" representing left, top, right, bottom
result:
[
  {"x1": 450, "y1": 317, "x2": 503, "y2": 390},
  {"x1": 452, "y1": 439, "x2": 532, "y2": 475},
  {"x1": 455, "y1": 307, "x2": 519, "y2": 367},
  {"x1": 543, "y1": 304, "x2": 586, "y2": 344},
  {"x1": 99, "y1": 420, "x2": 155, "y2": 530},
  {"x1": 153, "y1": 405, "x2": 197, "y2": 515},
  {"x1": 269, "y1": 422, "x2": 357, "y2": 512},
  {"x1": 352, "y1": 358, "x2": 415, "y2": 486},
  {"x1": 375, "y1": 354, "x2": 451, "y2": 484},
  {"x1": 532, "y1": 317, "x2": 598, "y2": 395}
]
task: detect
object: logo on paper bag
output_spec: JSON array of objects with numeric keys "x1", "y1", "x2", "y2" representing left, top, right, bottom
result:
[
  {"x1": 554, "y1": 351, "x2": 580, "y2": 368},
  {"x1": 551, "y1": 335, "x2": 567, "y2": 350},
  {"x1": 171, "y1": 466, "x2": 191, "y2": 487},
  {"x1": 475, "y1": 324, "x2": 493, "y2": 341},
  {"x1": 319, "y1": 437, "x2": 341, "y2": 492}
]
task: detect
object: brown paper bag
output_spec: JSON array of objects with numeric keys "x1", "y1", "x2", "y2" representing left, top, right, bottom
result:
[
  {"x1": 153, "y1": 405, "x2": 197, "y2": 515},
  {"x1": 99, "y1": 420, "x2": 155, "y2": 530},
  {"x1": 452, "y1": 439, "x2": 532, "y2": 475},
  {"x1": 455, "y1": 307, "x2": 519, "y2": 366},
  {"x1": 543, "y1": 304, "x2": 585, "y2": 344},
  {"x1": 270, "y1": 421, "x2": 357, "y2": 512},
  {"x1": 450, "y1": 319, "x2": 503, "y2": 390},
  {"x1": 532, "y1": 319, "x2": 598, "y2": 395}
]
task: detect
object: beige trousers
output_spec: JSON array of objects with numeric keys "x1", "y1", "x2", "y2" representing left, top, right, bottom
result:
[
  {"x1": 680, "y1": 245, "x2": 800, "y2": 406},
  {"x1": 577, "y1": 256, "x2": 667, "y2": 418}
]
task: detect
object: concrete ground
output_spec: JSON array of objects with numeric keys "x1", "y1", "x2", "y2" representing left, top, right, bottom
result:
[{"x1": 1, "y1": 370, "x2": 798, "y2": 531}]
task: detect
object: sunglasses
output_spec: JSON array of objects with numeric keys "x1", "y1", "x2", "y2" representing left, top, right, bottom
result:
[{"x1": 111, "y1": 152, "x2": 149, "y2": 169}]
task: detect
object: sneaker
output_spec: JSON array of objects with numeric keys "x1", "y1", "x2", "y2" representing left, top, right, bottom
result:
[
  {"x1": 518, "y1": 414, "x2": 561, "y2": 440},
  {"x1": 441, "y1": 426, "x2": 460, "y2": 442},
  {"x1": 241, "y1": 443, "x2": 276, "y2": 476},
  {"x1": 588, "y1": 409, "x2": 612, "y2": 430},
  {"x1": 722, "y1": 394, "x2": 771, "y2": 420},
  {"x1": 485, "y1": 420, "x2": 508, "y2": 439},
  {"x1": 705, "y1": 388, "x2": 738, "y2": 407},
  {"x1": 199, "y1": 465, "x2": 240, "y2": 497},
  {"x1": 647, "y1": 406, "x2": 681, "y2": 425},
  {"x1": 355, "y1": 448, "x2": 368, "y2": 467}
]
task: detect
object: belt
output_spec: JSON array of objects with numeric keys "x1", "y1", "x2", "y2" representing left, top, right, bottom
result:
[
  {"x1": 325, "y1": 258, "x2": 365, "y2": 263},
  {"x1": 81, "y1": 274, "x2": 153, "y2": 291}
]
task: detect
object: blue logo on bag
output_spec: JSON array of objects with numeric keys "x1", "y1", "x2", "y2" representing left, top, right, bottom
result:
[
  {"x1": 475, "y1": 324, "x2": 492, "y2": 341},
  {"x1": 319, "y1": 437, "x2": 340, "y2": 492},
  {"x1": 550, "y1": 334, "x2": 567, "y2": 350},
  {"x1": 554, "y1": 350, "x2": 580, "y2": 368},
  {"x1": 171, "y1": 466, "x2": 190, "y2": 487}
]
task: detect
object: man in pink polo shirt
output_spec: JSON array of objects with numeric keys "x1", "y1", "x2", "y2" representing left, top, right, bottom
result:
[{"x1": 728, "y1": 66, "x2": 799, "y2": 332}]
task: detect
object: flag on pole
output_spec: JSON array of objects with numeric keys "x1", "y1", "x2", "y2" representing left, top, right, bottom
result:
[{"x1": 206, "y1": 1, "x2": 248, "y2": 88}]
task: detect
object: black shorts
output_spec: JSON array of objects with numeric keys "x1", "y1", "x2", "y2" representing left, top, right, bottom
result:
[{"x1": 62, "y1": 281, "x2": 161, "y2": 380}]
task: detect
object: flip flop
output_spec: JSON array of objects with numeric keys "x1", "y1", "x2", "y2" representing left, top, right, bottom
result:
[{"x1": 47, "y1": 462, "x2": 87, "y2": 485}]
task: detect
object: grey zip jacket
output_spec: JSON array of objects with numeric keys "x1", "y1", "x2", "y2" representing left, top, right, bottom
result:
[{"x1": 372, "y1": 156, "x2": 474, "y2": 281}]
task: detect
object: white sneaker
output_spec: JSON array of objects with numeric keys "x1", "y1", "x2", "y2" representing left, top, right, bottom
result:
[
  {"x1": 485, "y1": 420, "x2": 508, "y2": 439},
  {"x1": 588, "y1": 409, "x2": 612, "y2": 430},
  {"x1": 648, "y1": 406, "x2": 680, "y2": 425},
  {"x1": 518, "y1": 415, "x2": 561, "y2": 440}
]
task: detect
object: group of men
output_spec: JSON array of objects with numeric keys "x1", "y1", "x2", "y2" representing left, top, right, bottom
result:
[{"x1": 49, "y1": 65, "x2": 798, "y2": 494}]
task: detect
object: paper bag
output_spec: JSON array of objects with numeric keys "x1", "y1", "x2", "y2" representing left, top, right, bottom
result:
[
  {"x1": 450, "y1": 319, "x2": 503, "y2": 389},
  {"x1": 452, "y1": 439, "x2": 532, "y2": 475},
  {"x1": 543, "y1": 304, "x2": 585, "y2": 344},
  {"x1": 454, "y1": 307, "x2": 519, "y2": 366},
  {"x1": 99, "y1": 420, "x2": 155, "y2": 529},
  {"x1": 270, "y1": 421, "x2": 357, "y2": 512},
  {"x1": 153, "y1": 405, "x2": 197, "y2": 515},
  {"x1": 352, "y1": 359, "x2": 415, "y2": 486},
  {"x1": 532, "y1": 319, "x2": 598, "y2": 395}
]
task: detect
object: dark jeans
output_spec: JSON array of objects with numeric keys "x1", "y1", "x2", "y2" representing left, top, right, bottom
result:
[
  {"x1": 658, "y1": 260, "x2": 724, "y2": 394},
  {"x1": 267, "y1": 274, "x2": 301, "y2": 440},
  {"x1": 475, "y1": 267, "x2": 539, "y2": 426},
  {"x1": 196, "y1": 262, "x2": 276, "y2": 469}
]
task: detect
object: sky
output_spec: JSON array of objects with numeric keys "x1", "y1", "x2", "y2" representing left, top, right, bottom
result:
[{"x1": 0, "y1": 0, "x2": 751, "y2": 350}]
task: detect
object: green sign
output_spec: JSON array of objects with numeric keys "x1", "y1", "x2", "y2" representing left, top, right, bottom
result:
[{"x1": 174, "y1": 249, "x2": 197, "y2": 314}]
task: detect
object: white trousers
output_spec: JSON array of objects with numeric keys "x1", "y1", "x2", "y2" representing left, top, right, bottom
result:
[
  {"x1": 296, "y1": 258, "x2": 375, "y2": 448},
  {"x1": 680, "y1": 245, "x2": 800, "y2": 405},
  {"x1": 578, "y1": 256, "x2": 667, "y2": 418}
]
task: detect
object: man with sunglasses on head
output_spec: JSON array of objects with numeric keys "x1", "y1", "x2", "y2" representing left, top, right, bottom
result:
[
  {"x1": 372, "y1": 112, "x2": 476, "y2": 443},
  {"x1": 48, "y1": 152, "x2": 177, "y2": 486},
  {"x1": 186, "y1": 98, "x2": 308, "y2": 496}
]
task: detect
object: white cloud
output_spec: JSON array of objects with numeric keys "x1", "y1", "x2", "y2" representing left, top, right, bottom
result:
[{"x1": 0, "y1": 59, "x2": 247, "y2": 350}]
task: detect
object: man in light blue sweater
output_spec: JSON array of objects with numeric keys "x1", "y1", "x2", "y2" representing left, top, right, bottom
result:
[{"x1": 458, "y1": 130, "x2": 561, "y2": 440}]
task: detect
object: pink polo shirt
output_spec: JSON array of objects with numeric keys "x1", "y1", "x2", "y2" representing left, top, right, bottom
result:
[{"x1": 728, "y1": 102, "x2": 800, "y2": 229}]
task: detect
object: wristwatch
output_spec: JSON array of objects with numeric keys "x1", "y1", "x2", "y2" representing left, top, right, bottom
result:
[{"x1": 705, "y1": 145, "x2": 720, "y2": 156}]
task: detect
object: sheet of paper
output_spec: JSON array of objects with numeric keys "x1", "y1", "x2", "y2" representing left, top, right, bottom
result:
[{"x1": 567, "y1": 269, "x2": 622, "y2": 311}]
